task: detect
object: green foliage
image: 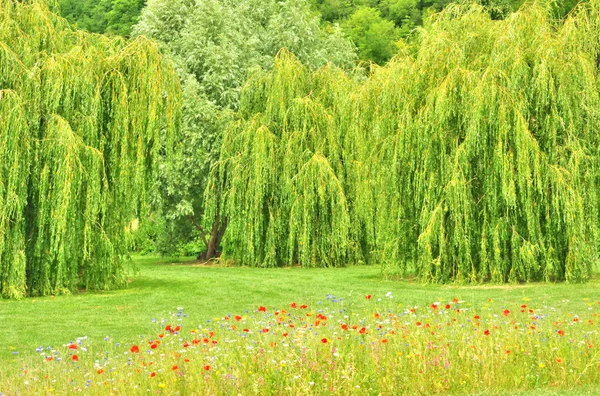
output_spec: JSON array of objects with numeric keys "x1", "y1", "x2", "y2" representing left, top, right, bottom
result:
[
  {"x1": 309, "y1": 1, "x2": 583, "y2": 63},
  {"x1": 384, "y1": 0, "x2": 421, "y2": 31},
  {"x1": 211, "y1": 1, "x2": 600, "y2": 282},
  {"x1": 54, "y1": 0, "x2": 583, "y2": 61},
  {"x1": 133, "y1": 0, "x2": 357, "y2": 256},
  {"x1": 0, "y1": 0, "x2": 179, "y2": 297},
  {"x1": 344, "y1": 7, "x2": 400, "y2": 64},
  {"x1": 58, "y1": 0, "x2": 145, "y2": 36}
]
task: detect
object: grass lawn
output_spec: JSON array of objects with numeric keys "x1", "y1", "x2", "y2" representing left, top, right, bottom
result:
[
  {"x1": 2, "y1": 256, "x2": 598, "y2": 361},
  {"x1": 1, "y1": 256, "x2": 600, "y2": 394}
]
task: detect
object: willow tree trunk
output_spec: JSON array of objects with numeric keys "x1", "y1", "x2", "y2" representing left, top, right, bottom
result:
[
  {"x1": 208, "y1": 213, "x2": 226, "y2": 259},
  {"x1": 198, "y1": 212, "x2": 227, "y2": 260}
]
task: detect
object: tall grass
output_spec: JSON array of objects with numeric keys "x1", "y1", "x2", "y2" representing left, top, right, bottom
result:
[{"x1": 2, "y1": 293, "x2": 599, "y2": 394}]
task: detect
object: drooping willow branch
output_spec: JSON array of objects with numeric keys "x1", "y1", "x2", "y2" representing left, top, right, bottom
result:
[
  {"x1": 0, "y1": 0, "x2": 180, "y2": 298},
  {"x1": 209, "y1": 1, "x2": 600, "y2": 282}
]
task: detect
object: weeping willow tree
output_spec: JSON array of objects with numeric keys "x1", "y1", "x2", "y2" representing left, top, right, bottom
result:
[
  {"x1": 209, "y1": 0, "x2": 600, "y2": 282},
  {"x1": 0, "y1": 0, "x2": 180, "y2": 298}
]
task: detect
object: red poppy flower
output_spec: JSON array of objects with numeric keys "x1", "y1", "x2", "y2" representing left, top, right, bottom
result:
[
  {"x1": 71, "y1": 355, "x2": 79, "y2": 362},
  {"x1": 174, "y1": 325, "x2": 181, "y2": 332},
  {"x1": 234, "y1": 315, "x2": 242, "y2": 321},
  {"x1": 150, "y1": 343, "x2": 158, "y2": 349},
  {"x1": 150, "y1": 372, "x2": 156, "y2": 378},
  {"x1": 445, "y1": 304, "x2": 451, "y2": 309},
  {"x1": 243, "y1": 328, "x2": 249, "y2": 332},
  {"x1": 341, "y1": 323, "x2": 349, "y2": 331},
  {"x1": 97, "y1": 369, "x2": 104, "y2": 375},
  {"x1": 381, "y1": 339, "x2": 388, "y2": 344},
  {"x1": 68, "y1": 344, "x2": 78, "y2": 350},
  {"x1": 452, "y1": 298, "x2": 459, "y2": 303},
  {"x1": 204, "y1": 365, "x2": 211, "y2": 371},
  {"x1": 290, "y1": 303, "x2": 297, "y2": 309},
  {"x1": 172, "y1": 365, "x2": 178, "y2": 371},
  {"x1": 359, "y1": 327, "x2": 367, "y2": 334},
  {"x1": 46, "y1": 356, "x2": 53, "y2": 362},
  {"x1": 130, "y1": 345, "x2": 140, "y2": 353},
  {"x1": 474, "y1": 315, "x2": 480, "y2": 320},
  {"x1": 165, "y1": 325, "x2": 172, "y2": 331},
  {"x1": 283, "y1": 332, "x2": 288, "y2": 337},
  {"x1": 431, "y1": 304, "x2": 438, "y2": 310},
  {"x1": 484, "y1": 330, "x2": 490, "y2": 336},
  {"x1": 558, "y1": 329, "x2": 565, "y2": 336},
  {"x1": 158, "y1": 333, "x2": 165, "y2": 339},
  {"x1": 503, "y1": 309, "x2": 510, "y2": 316},
  {"x1": 416, "y1": 322, "x2": 422, "y2": 327},
  {"x1": 183, "y1": 342, "x2": 190, "y2": 348},
  {"x1": 192, "y1": 339, "x2": 201, "y2": 345},
  {"x1": 320, "y1": 338, "x2": 328, "y2": 344},
  {"x1": 262, "y1": 328, "x2": 269, "y2": 333},
  {"x1": 203, "y1": 338, "x2": 209, "y2": 343},
  {"x1": 258, "y1": 306, "x2": 267, "y2": 312},
  {"x1": 365, "y1": 294, "x2": 372, "y2": 300},
  {"x1": 300, "y1": 304, "x2": 308, "y2": 309}
]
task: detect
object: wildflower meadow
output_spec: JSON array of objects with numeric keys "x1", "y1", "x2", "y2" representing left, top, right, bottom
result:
[{"x1": 1, "y1": 258, "x2": 600, "y2": 395}]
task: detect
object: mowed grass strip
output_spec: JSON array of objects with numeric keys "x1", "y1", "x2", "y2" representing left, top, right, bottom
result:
[{"x1": 1, "y1": 256, "x2": 598, "y2": 363}]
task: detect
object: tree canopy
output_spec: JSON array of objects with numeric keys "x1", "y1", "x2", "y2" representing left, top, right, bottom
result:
[
  {"x1": 0, "y1": 0, "x2": 179, "y2": 298},
  {"x1": 58, "y1": 0, "x2": 146, "y2": 36},
  {"x1": 209, "y1": 1, "x2": 600, "y2": 282},
  {"x1": 132, "y1": 0, "x2": 357, "y2": 258},
  {"x1": 55, "y1": 0, "x2": 584, "y2": 63},
  {"x1": 310, "y1": 0, "x2": 583, "y2": 62}
]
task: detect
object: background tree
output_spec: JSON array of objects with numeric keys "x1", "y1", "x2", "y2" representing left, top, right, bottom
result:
[
  {"x1": 0, "y1": 0, "x2": 179, "y2": 298},
  {"x1": 344, "y1": 7, "x2": 400, "y2": 63},
  {"x1": 382, "y1": 0, "x2": 421, "y2": 36},
  {"x1": 58, "y1": 0, "x2": 146, "y2": 36},
  {"x1": 133, "y1": 0, "x2": 356, "y2": 259}
]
